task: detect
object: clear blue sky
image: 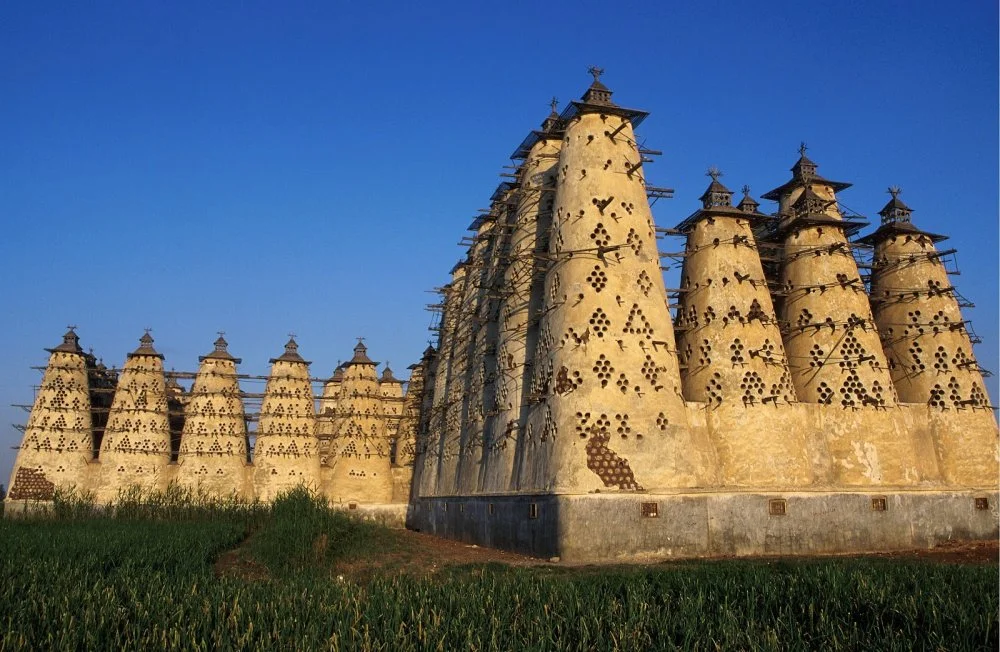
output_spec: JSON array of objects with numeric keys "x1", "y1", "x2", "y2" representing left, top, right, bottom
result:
[{"x1": 1, "y1": 1, "x2": 997, "y2": 486}]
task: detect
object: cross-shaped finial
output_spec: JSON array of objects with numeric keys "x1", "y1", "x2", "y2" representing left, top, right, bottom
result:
[
  {"x1": 741, "y1": 184, "x2": 751, "y2": 196},
  {"x1": 286, "y1": 332, "x2": 297, "y2": 342},
  {"x1": 357, "y1": 336, "x2": 366, "y2": 344},
  {"x1": 143, "y1": 327, "x2": 153, "y2": 335},
  {"x1": 588, "y1": 66, "x2": 604, "y2": 82},
  {"x1": 706, "y1": 166, "x2": 723, "y2": 181},
  {"x1": 217, "y1": 330, "x2": 226, "y2": 338},
  {"x1": 798, "y1": 142, "x2": 808, "y2": 156},
  {"x1": 550, "y1": 96, "x2": 559, "y2": 113},
  {"x1": 67, "y1": 324, "x2": 77, "y2": 332},
  {"x1": 887, "y1": 185, "x2": 902, "y2": 199}
]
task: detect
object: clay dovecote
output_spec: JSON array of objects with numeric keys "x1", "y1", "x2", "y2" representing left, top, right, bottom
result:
[
  {"x1": 6, "y1": 329, "x2": 95, "y2": 505},
  {"x1": 863, "y1": 189, "x2": 998, "y2": 485},
  {"x1": 421, "y1": 266, "x2": 466, "y2": 496},
  {"x1": 325, "y1": 341, "x2": 394, "y2": 504},
  {"x1": 175, "y1": 335, "x2": 249, "y2": 497},
  {"x1": 440, "y1": 238, "x2": 490, "y2": 495},
  {"x1": 379, "y1": 364, "x2": 405, "y2": 461},
  {"x1": 864, "y1": 189, "x2": 990, "y2": 409},
  {"x1": 675, "y1": 177, "x2": 813, "y2": 486},
  {"x1": 316, "y1": 363, "x2": 344, "y2": 468},
  {"x1": 95, "y1": 332, "x2": 173, "y2": 503},
  {"x1": 252, "y1": 337, "x2": 319, "y2": 502},
  {"x1": 527, "y1": 71, "x2": 711, "y2": 493},
  {"x1": 395, "y1": 360, "x2": 425, "y2": 468},
  {"x1": 764, "y1": 147, "x2": 897, "y2": 409},
  {"x1": 485, "y1": 103, "x2": 564, "y2": 493},
  {"x1": 676, "y1": 172, "x2": 795, "y2": 407},
  {"x1": 456, "y1": 205, "x2": 506, "y2": 494}
]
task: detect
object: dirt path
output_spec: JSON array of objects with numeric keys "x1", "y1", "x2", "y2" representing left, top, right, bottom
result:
[{"x1": 216, "y1": 529, "x2": 997, "y2": 581}]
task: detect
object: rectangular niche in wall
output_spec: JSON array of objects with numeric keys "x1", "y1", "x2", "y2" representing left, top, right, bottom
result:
[
  {"x1": 871, "y1": 497, "x2": 887, "y2": 512},
  {"x1": 768, "y1": 499, "x2": 787, "y2": 516},
  {"x1": 975, "y1": 497, "x2": 989, "y2": 511},
  {"x1": 641, "y1": 502, "x2": 659, "y2": 518}
]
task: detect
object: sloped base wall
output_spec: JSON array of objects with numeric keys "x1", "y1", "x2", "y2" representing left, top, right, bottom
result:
[{"x1": 407, "y1": 490, "x2": 999, "y2": 563}]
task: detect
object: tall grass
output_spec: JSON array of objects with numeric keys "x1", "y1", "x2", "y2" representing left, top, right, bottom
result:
[{"x1": 0, "y1": 489, "x2": 995, "y2": 651}]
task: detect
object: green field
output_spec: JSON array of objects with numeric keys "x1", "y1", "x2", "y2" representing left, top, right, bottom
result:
[{"x1": 1, "y1": 490, "x2": 996, "y2": 651}]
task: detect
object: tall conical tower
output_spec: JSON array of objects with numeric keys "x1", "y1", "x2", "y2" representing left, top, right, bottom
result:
[
  {"x1": 175, "y1": 335, "x2": 249, "y2": 497},
  {"x1": 396, "y1": 359, "x2": 426, "y2": 468},
  {"x1": 676, "y1": 172, "x2": 796, "y2": 405},
  {"x1": 675, "y1": 175, "x2": 810, "y2": 486},
  {"x1": 456, "y1": 205, "x2": 505, "y2": 494},
  {"x1": 865, "y1": 189, "x2": 990, "y2": 407},
  {"x1": 316, "y1": 363, "x2": 343, "y2": 469},
  {"x1": 526, "y1": 70, "x2": 711, "y2": 493},
  {"x1": 325, "y1": 341, "x2": 394, "y2": 504},
  {"x1": 6, "y1": 328, "x2": 94, "y2": 505},
  {"x1": 484, "y1": 101, "x2": 564, "y2": 493},
  {"x1": 252, "y1": 337, "x2": 319, "y2": 502},
  {"x1": 379, "y1": 365, "x2": 405, "y2": 460},
  {"x1": 764, "y1": 148, "x2": 897, "y2": 408},
  {"x1": 96, "y1": 332, "x2": 173, "y2": 503},
  {"x1": 863, "y1": 189, "x2": 997, "y2": 485},
  {"x1": 420, "y1": 265, "x2": 465, "y2": 496},
  {"x1": 409, "y1": 345, "x2": 437, "y2": 499},
  {"x1": 440, "y1": 227, "x2": 492, "y2": 494}
]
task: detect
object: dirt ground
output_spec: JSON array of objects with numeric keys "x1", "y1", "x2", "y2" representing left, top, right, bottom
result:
[{"x1": 216, "y1": 528, "x2": 998, "y2": 581}]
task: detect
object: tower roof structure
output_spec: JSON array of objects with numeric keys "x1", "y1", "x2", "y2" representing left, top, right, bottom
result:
[
  {"x1": 344, "y1": 339, "x2": 377, "y2": 366},
  {"x1": 128, "y1": 331, "x2": 164, "y2": 359},
  {"x1": 46, "y1": 327, "x2": 83, "y2": 355},
  {"x1": 200, "y1": 334, "x2": 241, "y2": 363},
  {"x1": 677, "y1": 169, "x2": 763, "y2": 231},
  {"x1": 512, "y1": 97, "x2": 568, "y2": 159},
  {"x1": 557, "y1": 68, "x2": 649, "y2": 128},
  {"x1": 762, "y1": 144, "x2": 852, "y2": 200},
  {"x1": 269, "y1": 336, "x2": 309, "y2": 364},
  {"x1": 737, "y1": 185, "x2": 761, "y2": 214},
  {"x1": 858, "y1": 187, "x2": 946, "y2": 244},
  {"x1": 380, "y1": 365, "x2": 403, "y2": 383}
]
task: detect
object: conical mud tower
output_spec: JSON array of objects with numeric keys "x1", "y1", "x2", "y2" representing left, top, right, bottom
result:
[
  {"x1": 175, "y1": 335, "x2": 249, "y2": 497},
  {"x1": 675, "y1": 175, "x2": 811, "y2": 486},
  {"x1": 484, "y1": 104, "x2": 564, "y2": 492},
  {"x1": 763, "y1": 149, "x2": 927, "y2": 485},
  {"x1": 252, "y1": 338, "x2": 319, "y2": 502},
  {"x1": 6, "y1": 329, "x2": 94, "y2": 505},
  {"x1": 766, "y1": 148, "x2": 896, "y2": 408},
  {"x1": 527, "y1": 71, "x2": 711, "y2": 493},
  {"x1": 325, "y1": 342, "x2": 394, "y2": 504},
  {"x1": 379, "y1": 365, "x2": 405, "y2": 460},
  {"x1": 96, "y1": 332, "x2": 173, "y2": 503},
  {"x1": 863, "y1": 189, "x2": 998, "y2": 484}
]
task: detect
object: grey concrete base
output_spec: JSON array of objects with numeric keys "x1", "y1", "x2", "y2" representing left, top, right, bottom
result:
[
  {"x1": 333, "y1": 502, "x2": 408, "y2": 529},
  {"x1": 407, "y1": 490, "x2": 999, "y2": 563}
]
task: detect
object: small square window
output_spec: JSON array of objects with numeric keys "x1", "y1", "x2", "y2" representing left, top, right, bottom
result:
[
  {"x1": 348, "y1": 503, "x2": 357, "y2": 510},
  {"x1": 769, "y1": 499, "x2": 786, "y2": 516},
  {"x1": 641, "y1": 502, "x2": 659, "y2": 518},
  {"x1": 975, "y1": 497, "x2": 989, "y2": 511},
  {"x1": 871, "y1": 497, "x2": 887, "y2": 512}
]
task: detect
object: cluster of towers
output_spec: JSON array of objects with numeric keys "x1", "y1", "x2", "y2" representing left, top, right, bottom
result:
[
  {"x1": 410, "y1": 70, "x2": 997, "y2": 513},
  {"x1": 6, "y1": 331, "x2": 425, "y2": 506}
]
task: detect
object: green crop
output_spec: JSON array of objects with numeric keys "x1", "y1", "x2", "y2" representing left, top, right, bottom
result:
[{"x1": 0, "y1": 488, "x2": 996, "y2": 651}]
